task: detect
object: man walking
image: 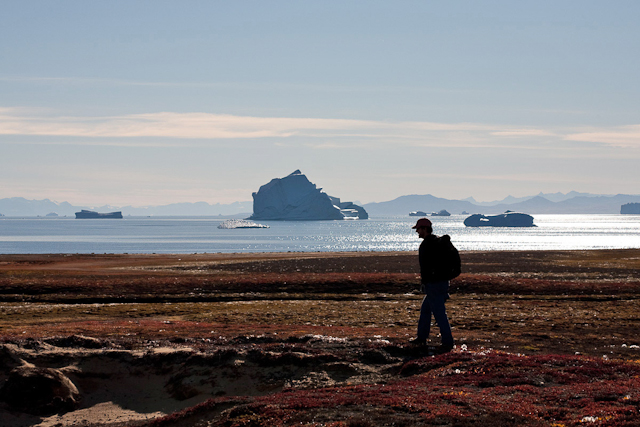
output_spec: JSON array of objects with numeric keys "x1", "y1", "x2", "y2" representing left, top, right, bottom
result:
[{"x1": 411, "y1": 218, "x2": 459, "y2": 352}]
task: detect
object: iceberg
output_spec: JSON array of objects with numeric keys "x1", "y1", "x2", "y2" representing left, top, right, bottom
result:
[
  {"x1": 431, "y1": 209, "x2": 451, "y2": 216},
  {"x1": 621, "y1": 203, "x2": 640, "y2": 214},
  {"x1": 249, "y1": 170, "x2": 368, "y2": 220},
  {"x1": 464, "y1": 211, "x2": 535, "y2": 227},
  {"x1": 75, "y1": 210, "x2": 123, "y2": 219},
  {"x1": 217, "y1": 219, "x2": 269, "y2": 229}
]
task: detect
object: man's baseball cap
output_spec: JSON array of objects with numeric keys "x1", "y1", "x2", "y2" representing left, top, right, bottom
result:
[{"x1": 412, "y1": 218, "x2": 432, "y2": 229}]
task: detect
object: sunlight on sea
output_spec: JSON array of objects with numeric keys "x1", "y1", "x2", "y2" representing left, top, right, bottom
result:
[{"x1": 0, "y1": 214, "x2": 639, "y2": 254}]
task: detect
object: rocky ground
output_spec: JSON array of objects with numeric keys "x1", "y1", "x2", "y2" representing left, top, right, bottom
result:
[{"x1": 1, "y1": 249, "x2": 640, "y2": 426}]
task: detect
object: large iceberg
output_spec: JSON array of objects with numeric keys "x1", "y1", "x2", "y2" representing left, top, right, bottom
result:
[{"x1": 249, "y1": 170, "x2": 368, "y2": 220}]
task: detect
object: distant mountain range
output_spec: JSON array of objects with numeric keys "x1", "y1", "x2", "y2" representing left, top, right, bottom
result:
[
  {"x1": 0, "y1": 198, "x2": 253, "y2": 217},
  {"x1": 461, "y1": 191, "x2": 610, "y2": 206},
  {"x1": 362, "y1": 193, "x2": 640, "y2": 216},
  {"x1": 1, "y1": 192, "x2": 640, "y2": 217}
]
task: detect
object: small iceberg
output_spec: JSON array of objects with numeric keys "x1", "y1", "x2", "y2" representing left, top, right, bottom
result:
[
  {"x1": 217, "y1": 219, "x2": 270, "y2": 229},
  {"x1": 75, "y1": 210, "x2": 123, "y2": 219},
  {"x1": 409, "y1": 211, "x2": 427, "y2": 217},
  {"x1": 431, "y1": 209, "x2": 451, "y2": 217},
  {"x1": 464, "y1": 211, "x2": 535, "y2": 227}
]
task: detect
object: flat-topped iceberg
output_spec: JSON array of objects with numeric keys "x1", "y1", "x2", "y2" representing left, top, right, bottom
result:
[
  {"x1": 75, "y1": 210, "x2": 123, "y2": 219},
  {"x1": 464, "y1": 211, "x2": 535, "y2": 227},
  {"x1": 431, "y1": 209, "x2": 451, "y2": 216},
  {"x1": 621, "y1": 203, "x2": 640, "y2": 214},
  {"x1": 249, "y1": 170, "x2": 368, "y2": 221}
]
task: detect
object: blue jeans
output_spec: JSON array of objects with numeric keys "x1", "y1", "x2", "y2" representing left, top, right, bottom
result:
[{"x1": 417, "y1": 280, "x2": 453, "y2": 346}]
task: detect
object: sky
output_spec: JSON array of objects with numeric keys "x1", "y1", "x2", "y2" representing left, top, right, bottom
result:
[{"x1": 1, "y1": 1, "x2": 639, "y2": 207}]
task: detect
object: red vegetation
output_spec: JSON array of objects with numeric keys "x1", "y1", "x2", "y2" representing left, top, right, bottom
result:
[{"x1": 147, "y1": 349, "x2": 640, "y2": 427}]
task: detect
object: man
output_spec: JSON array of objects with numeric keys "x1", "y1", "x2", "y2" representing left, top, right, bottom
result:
[{"x1": 411, "y1": 218, "x2": 456, "y2": 352}]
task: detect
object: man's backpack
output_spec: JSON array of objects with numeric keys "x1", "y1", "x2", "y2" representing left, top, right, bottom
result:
[{"x1": 436, "y1": 235, "x2": 461, "y2": 281}]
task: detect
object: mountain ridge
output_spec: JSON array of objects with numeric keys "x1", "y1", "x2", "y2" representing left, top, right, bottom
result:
[
  {"x1": 362, "y1": 193, "x2": 640, "y2": 216},
  {"x1": 2, "y1": 192, "x2": 640, "y2": 217},
  {"x1": 0, "y1": 197, "x2": 253, "y2": 217}
]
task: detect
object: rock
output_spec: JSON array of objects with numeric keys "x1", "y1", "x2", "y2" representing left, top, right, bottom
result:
[
  {"x1": 250, "y1": 170, "x2": 368, "y2": 220},
  {"x1": 464, "y1": 211, "x2": 535, "y2": 227},
  {"x1": 0, "y1": 365, "x2": 80, "y2": 415}
]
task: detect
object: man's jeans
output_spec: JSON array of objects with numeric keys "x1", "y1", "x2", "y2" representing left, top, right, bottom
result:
[{"x1": 417, "y1": 280, "x2": 453, "y2": 346}]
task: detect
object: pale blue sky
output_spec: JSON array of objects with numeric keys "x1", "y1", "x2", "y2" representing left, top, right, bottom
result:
[{"x1": 1, "y1": 1, "x2": 639, "y2": 207}]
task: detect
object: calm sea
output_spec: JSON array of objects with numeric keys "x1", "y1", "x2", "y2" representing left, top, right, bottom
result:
[{"x1": 1, "y1": 215, "x2": 639, "y2": 254}]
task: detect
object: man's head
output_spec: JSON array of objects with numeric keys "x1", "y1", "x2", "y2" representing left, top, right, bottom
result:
[{"x1": 412, "y1": 218, "x2": 432, "y2": 239}]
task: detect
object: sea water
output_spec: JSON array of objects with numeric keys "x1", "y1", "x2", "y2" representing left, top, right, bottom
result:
[{"x1": 1, "y1": 215, "x2": 639, "y2": 254}]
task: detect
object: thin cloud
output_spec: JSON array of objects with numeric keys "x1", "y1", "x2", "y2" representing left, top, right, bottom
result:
[
  {"x1": 491, "y1": 129, "x2": 557, "y2": 137},
  {"x1": 565, "y1": 125, "x2": 640, "y2": 149},
  {"x1": 1, "y1": 108, "x2": 637, "y2": 150}
]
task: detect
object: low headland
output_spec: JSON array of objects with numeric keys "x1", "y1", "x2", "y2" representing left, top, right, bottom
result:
[{"x1": 1, "y1": 249, "x2": 640, "y2": 426}]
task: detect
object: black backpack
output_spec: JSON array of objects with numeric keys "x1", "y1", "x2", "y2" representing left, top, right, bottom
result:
[{"x1": 436, "y1": 235, "x2": 461, "y2": 281}]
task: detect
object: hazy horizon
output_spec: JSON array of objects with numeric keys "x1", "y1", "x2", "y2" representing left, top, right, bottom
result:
[
  {"x1": 3, "y1": 189, "x2": 638, "y2": 211},
  {"x1": 2, "y1": 2, "x2": 639, "y2": 206}
]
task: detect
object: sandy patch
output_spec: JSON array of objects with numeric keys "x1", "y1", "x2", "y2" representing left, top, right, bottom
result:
[{"x1": 1, "y1": 336, "x2": 403, "y2": 427}]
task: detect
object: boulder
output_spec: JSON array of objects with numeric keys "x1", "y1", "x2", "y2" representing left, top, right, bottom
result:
[
  {"x1": 250, "y1": 170, "x2": 368, "y2": 220},
  {"x1": 0, "y1": 365, "x2": 80, "y2": 415}
]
